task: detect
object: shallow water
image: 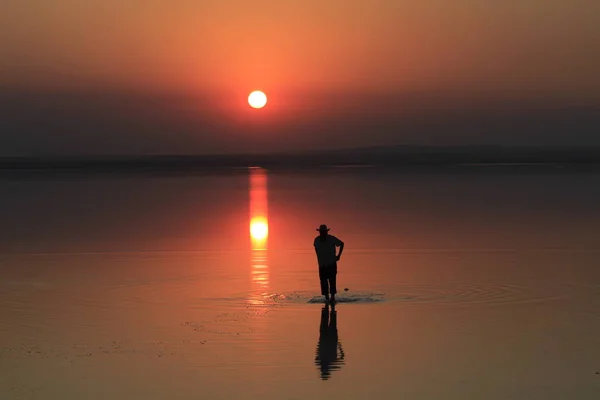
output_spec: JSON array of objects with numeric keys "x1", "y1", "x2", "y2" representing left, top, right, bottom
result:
[{"x1": 1, "y1": 168, "x2": 599, "y2": 399}]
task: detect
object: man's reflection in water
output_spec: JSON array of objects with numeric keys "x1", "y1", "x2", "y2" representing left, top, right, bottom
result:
[{"x1": 315, "y1": 304, "x2": 345, "y2": 380}]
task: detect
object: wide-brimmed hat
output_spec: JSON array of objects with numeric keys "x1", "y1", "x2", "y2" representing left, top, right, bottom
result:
[{"x1": 317, "y1": 224, "x2": 330, "y2": 232}]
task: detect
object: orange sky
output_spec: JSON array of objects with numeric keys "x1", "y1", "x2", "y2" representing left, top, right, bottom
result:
[
  {"x1": 2, "y1": 0, "x2": 599, "y2": 97},
  {"x1": 0, "y1": 1, "x2": 599, "y2": 155}
]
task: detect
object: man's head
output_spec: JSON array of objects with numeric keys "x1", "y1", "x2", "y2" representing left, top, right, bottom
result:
[{"x1": 317, "y1": 224, "x2": 330, "y2": 238}]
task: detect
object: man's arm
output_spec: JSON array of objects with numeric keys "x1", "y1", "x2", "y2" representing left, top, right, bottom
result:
[
  {"x1": 314, "y1": 240, "x2": 321, "y2": 266},
  {"x1": 336, "y1": 240, "x2": 344, "y2": 261}
]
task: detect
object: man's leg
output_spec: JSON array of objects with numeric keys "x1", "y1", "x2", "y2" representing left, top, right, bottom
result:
[
  {"x1": 329, "y1": 263, "x2": 338, "y2": 301},
  {"x1": 319, "y1": 268, "x2": 329, "y2": 300}
]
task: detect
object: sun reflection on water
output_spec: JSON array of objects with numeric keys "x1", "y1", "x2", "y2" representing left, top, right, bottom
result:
[{"x1": 249, "y1": 168, "x2": 269, "y2": 305}]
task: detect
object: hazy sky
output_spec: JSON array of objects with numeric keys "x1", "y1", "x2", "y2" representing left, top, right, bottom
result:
[{"x1": 1, "y1": 0, "x2": 599, "y2": 156}]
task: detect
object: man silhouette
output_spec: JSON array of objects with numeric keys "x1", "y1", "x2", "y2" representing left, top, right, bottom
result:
[
  {"x1": 315, "y1": 304, "x2": 345, "y2": 380},
  {"x1": 314, "y1": 224, "x2": 344, "y2": 303}
]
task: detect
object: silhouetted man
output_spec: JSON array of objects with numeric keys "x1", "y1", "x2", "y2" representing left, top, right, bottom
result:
[
  {"x1": 315, "y1": 304, "x2": 345, "y2": 380},
  {"x1": 314, "y1": 224, "x2": 344, "y2": 303}
]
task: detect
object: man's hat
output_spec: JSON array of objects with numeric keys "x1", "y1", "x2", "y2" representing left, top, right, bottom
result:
[{"x1": 317, "y1": 224, "x2": 330, "y2": 232}]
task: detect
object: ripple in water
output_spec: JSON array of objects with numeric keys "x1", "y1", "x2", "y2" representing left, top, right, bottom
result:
[
  {"x1": 268, "y1": 284, "x2": 565, "y2": 307},
  {"x1": 268, "y1": 291, "x2": 384, "y2": 304},
  {"x1": 392, "y1": 283, "x2": 566, "y2": 306}
]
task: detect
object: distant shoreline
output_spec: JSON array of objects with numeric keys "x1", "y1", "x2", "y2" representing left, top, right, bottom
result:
[{"x1": 1, "y1": 146, "x2": 600, "y2": 175}]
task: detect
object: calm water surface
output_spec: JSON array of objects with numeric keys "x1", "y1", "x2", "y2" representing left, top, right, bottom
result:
[{"x1": 1, "y1": 168, "x2": 599, "y2": 399}]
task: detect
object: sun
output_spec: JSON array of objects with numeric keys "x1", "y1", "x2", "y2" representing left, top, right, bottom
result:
[{"x1": 248, "y1": 90, "x2": 267, "y2": 109}]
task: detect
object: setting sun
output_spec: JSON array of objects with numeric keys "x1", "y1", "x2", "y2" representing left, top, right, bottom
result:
[{"x1": 248, "y1": 91, "x2": 267, "y2": 109}]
